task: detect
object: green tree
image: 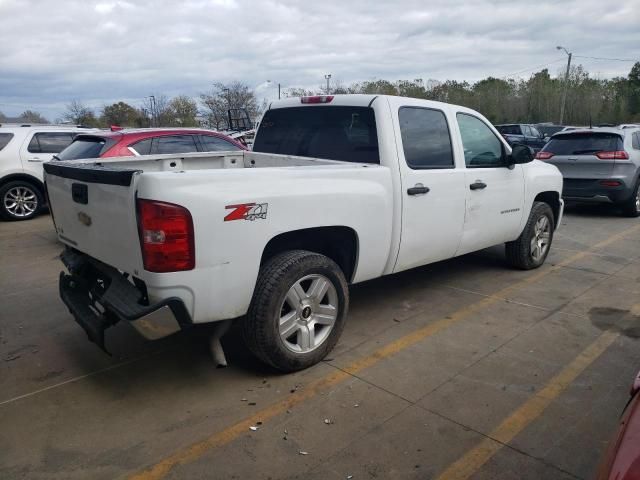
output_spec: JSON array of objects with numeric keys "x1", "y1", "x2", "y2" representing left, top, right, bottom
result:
[
  {"x1": 102, "y1": 101, "x2": 139, "y2": 126},
  {"x1": 169, "y1": 96, "x2": 198, "y2": 127}
]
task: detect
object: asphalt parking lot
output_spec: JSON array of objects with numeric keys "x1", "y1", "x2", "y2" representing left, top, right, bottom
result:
[{"x1": 1, "y1": 206, "x2": 639, "y2": 480}]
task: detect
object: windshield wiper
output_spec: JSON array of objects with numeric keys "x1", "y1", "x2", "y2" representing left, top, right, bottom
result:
[{"x1": 52, "y1": 154, "x2": 61, "y2": 161}]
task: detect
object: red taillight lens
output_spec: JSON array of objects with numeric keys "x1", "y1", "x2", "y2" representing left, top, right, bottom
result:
[
  {"x1": 300, "y1": 95, "x2": 334, "y2": 104},
  {"x1": 595, "y1": 151, "x2": 629, "y2": 160},
  {"x1": 535, "y1": 151, "x2": 554, "y2": 160},
  {"x1": 600, "y1": 180, "x2": 622, "y2": 187},
  {"x1": 137, "y1": 199, "x2": 195, "y2": 273}
]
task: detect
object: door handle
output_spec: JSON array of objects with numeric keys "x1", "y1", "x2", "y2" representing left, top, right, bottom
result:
[
  {"x1": 27, "y1": 158, "x2": 44, "y2": 162},
  {"x1": 470, "y1": 181, "x2": 487, "y2": 190},
  {"x1": 407, "y1": 184, "x2": 430, "y2": 195}
]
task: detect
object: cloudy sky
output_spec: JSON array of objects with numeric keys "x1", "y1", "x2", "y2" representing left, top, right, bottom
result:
[{"x1": 0, "y1": 0, "x2": 638, "y2": 120}]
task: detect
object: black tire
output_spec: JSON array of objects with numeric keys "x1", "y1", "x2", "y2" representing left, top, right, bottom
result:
[
  {"x1": 0, "y1": 180, "x2": 43, "y2": 221},
  {"x1": 619, "y1": 180, "x2": 640, "y2": 218},
  {"x1": 505, "y1": 201, "x2": 555, "y2": 270},
  {"x1": 242, "y1": 250, "x2": 349, "y2": 372}
]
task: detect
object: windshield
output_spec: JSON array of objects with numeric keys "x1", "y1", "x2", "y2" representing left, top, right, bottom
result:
[
  {"x1": 543, "y1": 133, "x2": 623, "y2": 155},
  {"x1": 253, "y1": 106, "x2": 379, "y2": 164},
  {"x1": 537, "y1": 125, "x2": 565, "y2": 136},
  {"x1": 57, "y1": 136, "x2": 115, "y2": 160}
]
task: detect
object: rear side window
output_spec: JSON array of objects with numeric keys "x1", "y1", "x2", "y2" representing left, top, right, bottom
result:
[
  {"x1": 398, "y1": 107, "x2": 453, "y2": 169},
  {"x1": 28, "y1": 132, "x2": 74, "y2": 153},
  {"x1": 153, "y1": 135, "x2": 198, "y2": 154},
  {"x1": 253, "y1": 106, "x2": 379, "y2": 164},
  {"x1": 0, "y1": 133, "x2": 14, "y2": 151},
  {"x1": 496, "y1": 125, "x2": 521, "y2": 135},
  {"x1": 130, "y1": 138, "x2": 152, "y2": 155},
  {"x1": 200, "y1": 135, "x2": 241, "y2": 152},
  {"x1": 543, "y1": 133, "x2": 624, "y2": 155},
  {"x1": 56, "y1": 136, "x2": 114, "y2": 160}
]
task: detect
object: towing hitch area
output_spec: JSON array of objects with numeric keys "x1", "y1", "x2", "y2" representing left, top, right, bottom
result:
[{"x1": 58, "y1": 249, "x2": 191, "y2": 353}]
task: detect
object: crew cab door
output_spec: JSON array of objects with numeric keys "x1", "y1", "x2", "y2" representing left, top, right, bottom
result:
[
  {"x1": 393, "y1": 106, "x2": 466, "y2": 272},
  {"x1": 455, "y1": 113, "x2": 525, "y2": 255}
]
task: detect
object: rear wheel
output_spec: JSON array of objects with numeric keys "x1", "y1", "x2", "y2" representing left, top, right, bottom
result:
[
  {"x1": 505, "y1": 201, "x2": 554, "y2": 270},
  {"x1": 619, "y1": 180, "x2": 640, "y2": 218},
  {"x1": 242, "y1": 250, "x2": 349, "y2": 372},
  {"x1": 0, "y1": 181, "x2": 43, "y2": 221}
]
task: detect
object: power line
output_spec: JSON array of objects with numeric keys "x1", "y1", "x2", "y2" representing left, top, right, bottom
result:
[
  {"x1": 499, "y1": 58, "x2": 567, "y2": 79},
  {"x1": 573, "y1": 55, "x2": 637, "y2": 62}
]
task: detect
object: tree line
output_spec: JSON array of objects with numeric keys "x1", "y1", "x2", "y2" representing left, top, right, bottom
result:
[{"x1": 2, "y1": 62, "x2": 638, "y2": 128}]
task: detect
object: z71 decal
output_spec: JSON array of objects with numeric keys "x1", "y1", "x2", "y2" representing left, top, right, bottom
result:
[{"x1": 224, "y1": 203, "x2": 269, "y2": 222}]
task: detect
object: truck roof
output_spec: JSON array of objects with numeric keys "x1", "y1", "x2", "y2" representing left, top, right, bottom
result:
[{"x1": 269, "y1": 94, "x2": 462, "y2": 112}]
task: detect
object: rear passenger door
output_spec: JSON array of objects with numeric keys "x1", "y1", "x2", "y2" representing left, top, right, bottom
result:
[
  {"x1": 20, "y1": 131, "x2": 75, "y2": 178},
  {"x1": 394, "y1": 106, "x2": 467, "y2": 272},
  {"x1": 455, "y1": 113, "x2": 525, "y2": 255}
]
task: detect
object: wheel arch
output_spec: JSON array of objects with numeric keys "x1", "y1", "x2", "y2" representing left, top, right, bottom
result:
[
  {"x1": 533, "y1": 191, "x2": 560, "y2": 227},
  {"x1": 260, "y1": 226, "x2": 359, "y2": 283},
  {"x1": 0, "y1": 173, "x2": 45, "y2": 195}
]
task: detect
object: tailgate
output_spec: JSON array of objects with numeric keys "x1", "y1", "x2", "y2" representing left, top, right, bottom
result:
[{"x1": 44, "y1": 162, "x2": 144, "y2": 274}]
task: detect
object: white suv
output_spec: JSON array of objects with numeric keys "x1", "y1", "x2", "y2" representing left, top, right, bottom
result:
[{"x1": 0, "y1": 124, "x2": 96, "y2": 220}]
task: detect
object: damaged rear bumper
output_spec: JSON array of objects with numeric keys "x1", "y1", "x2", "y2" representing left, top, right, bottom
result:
[{"x1": 59, "y1": 249, "x2": 192, "y2": 352}]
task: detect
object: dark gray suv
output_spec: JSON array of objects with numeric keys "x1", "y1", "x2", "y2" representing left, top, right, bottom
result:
[{"x1": 536, "y1": 127, "x2": 640, "y2": 217}]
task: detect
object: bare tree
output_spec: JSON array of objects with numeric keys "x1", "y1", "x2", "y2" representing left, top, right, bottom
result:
[
  {"x1": 19, "y1": 110, "x2": 49, "y2": 124},
  {"x1": 63, "y1": 100, "x2": 98, "y2": 125},
  {"x1": 169, "y1": 95, "x2": 199, "y2": 127},
  {"x1": 142, "y1": 95, "x2": 174, "y2": 127},
  {"x1": 199, "y1": 81, "x2": 260, "y2": 130}
]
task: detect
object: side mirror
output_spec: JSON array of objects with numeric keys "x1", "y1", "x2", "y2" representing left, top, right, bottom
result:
[{"x1": 508, "y1": 143, "x2": 534, "y2": 165}]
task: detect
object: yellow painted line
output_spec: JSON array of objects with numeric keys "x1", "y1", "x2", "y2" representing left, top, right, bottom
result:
[
  {"x1": 129, "y1": 224, "x2": 640, "y2": 480},
  {"x1": 435, "y1": 330, "x2": 620, "y2": 480}
]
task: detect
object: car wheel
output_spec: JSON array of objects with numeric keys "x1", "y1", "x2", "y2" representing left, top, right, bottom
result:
[
  {"x1": 242, "y1": 250, "x2": 349, "y2": 372},
  {"x1": 505, "y1": 201, "x2": 555, "y2": 270},
  {"x1": 0, "y1": 181, "x2": 43, "y2": 221},
  {"x1": 620, "y1": 180, "x2": 640, "y2": 218}
]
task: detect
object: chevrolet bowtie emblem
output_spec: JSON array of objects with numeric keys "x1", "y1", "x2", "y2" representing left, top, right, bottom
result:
[{"x1": 77, "y1": 211, "x2": 92, "y2": 226}]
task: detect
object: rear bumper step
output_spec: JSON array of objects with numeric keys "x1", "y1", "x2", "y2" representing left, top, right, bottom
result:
[{"x1": 59, "y1": 249, "x2": 191, "y2": 353}]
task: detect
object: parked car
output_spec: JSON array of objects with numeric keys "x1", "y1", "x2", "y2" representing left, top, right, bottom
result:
[
  {"x1": 535, "y1": 127, "x2": 640, "y2": 217},
  {"x1": 535, "y1": 124, "x2": 582, "y2": 138},
  {"x1": 495, "y1": 123, "x2": 548, "y2": 151},
  {"x1": 44, "y1": 94, "x2": 563, "y2": 372},
  {"x1": 595, "y1": 369, "x2": 640, "y2": 480},
  {"x1": 0, "y1": 124, "x2": 97, "y2": 220},
  {"x1": 56, "y1": 127, "x2": 246, "y2": 161}
]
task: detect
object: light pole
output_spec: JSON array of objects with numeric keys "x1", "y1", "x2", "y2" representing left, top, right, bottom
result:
[
  {"x1": 557, "y1": 46, "x2": 572, "y2": 125},
  {"x1": 266, "y1": 80, "x2": 281, "y2": 99},
  {"x1": 146, "y1": 95, "x2": 156, "y2": 127},
  {"x1": 324, "y1": 74, "x2": 332, "y2": 94}
]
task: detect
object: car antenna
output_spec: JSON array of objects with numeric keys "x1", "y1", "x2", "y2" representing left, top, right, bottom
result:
[{"x1": 589, "y1": 112, "x2": 592, "y2": 129}]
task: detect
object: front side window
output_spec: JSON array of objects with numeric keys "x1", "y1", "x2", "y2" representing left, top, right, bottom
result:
[
  {"x1": 529, "y1": 126, "x2": 541, "y2": 138},
  {"x1": 398, "y1": 107, "x2": 454, "y2": 169},
  {"x1": 0, "y1": 133, "x2": 14, "y2": 151},
  {"x1": 28, "y1": 132, "x2": 74, "y2": 153},
  {"x1": 200, "y1": 135, "x2": 241, "y2": 152},
  {"x1": 457, "y1": 114, "x2": 504, "y2": 167},
  {"x1": 153, "y1": 135, "x2": 198, "y2": 154}
]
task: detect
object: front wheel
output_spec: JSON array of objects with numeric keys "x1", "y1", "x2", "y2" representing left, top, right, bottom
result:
[
  {"x1": 242, "y1": 250, "x2": 349, "y2": 372},
  {"x1": 505, "y1": 201, "x2": 555, "y2": 270},
  {"x1": 0, "y1": 181, "x2": 43, "y2": 221}
]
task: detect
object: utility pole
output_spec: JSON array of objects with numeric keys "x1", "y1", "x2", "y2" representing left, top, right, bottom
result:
[
  {"x1": 266, "y1": 80, "x2": 282, "y2": 99},
  {"x1": 324, "y1": 74, "x2": 332, "y2": 94},
  {"x1": 147, "y1": 95, "x2": 156, "y2": 127},
  {"x1": 557, "y1": 46, "x2": 572, "y2": 125}
]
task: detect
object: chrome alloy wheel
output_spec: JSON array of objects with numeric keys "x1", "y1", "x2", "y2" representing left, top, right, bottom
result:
[
  {"x1": 278, "y1": 274, "x2": 338, "y2": 353},
  {"x1": 635, "y1": 184, "x2": 640, "y2": 213},
  {"x1": 530, "y1": 215, "x2": 551, "y2": 261},
  {"x1": 3, "y1": 185, "x2": 38, "y2": 218}
]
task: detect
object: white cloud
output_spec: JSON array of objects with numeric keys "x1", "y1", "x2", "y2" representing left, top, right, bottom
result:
[{"x1": 0, "y1": 0, "x2": 637, "y2": 119}]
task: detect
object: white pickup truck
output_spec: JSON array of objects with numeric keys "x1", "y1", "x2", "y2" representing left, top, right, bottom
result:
[{"x1": 44, "y1": 94, "x2": 563, "y2": 371}]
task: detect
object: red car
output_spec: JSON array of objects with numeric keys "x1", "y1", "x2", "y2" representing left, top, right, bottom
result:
[
  {"x1": 596, "y1": 370, "x2": 640, "y2": 480},
  {"x1": 56, "y1": 127, "x2": 246, "y2": 161}
]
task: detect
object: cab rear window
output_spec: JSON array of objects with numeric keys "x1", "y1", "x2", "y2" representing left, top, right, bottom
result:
[
  {"x1": 543, "y1": 133, "x2": 623, "y2": 155},
  {"x1": 253, "y1": 106, "x2": 379, "y2": 164},
  {"x1": 56, "y1": 136, "x2": 115, "y2": 160}
]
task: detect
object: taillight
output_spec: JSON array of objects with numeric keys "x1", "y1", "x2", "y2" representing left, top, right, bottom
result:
[
  {"x1": 595, "y1": 151, "x2": 629, "y2": 160},
  {"x1": 535, "y1": 151, "x2": 554, "y2": 160},
  {"x1": 137, "y1": 199, "x2": 195, "y2": 273},
  {"x1": 301, "y1": 96, "x2": 334, "y2": 104},
  {"x1": 600, "y1": 180, "x2": 622, "y2": 187}
]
